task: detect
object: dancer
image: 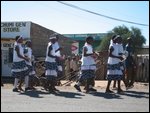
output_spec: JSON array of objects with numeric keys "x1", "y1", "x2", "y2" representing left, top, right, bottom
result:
[
  {"x1": 74, "y1": 36, "x2": 97, "y2": 93},
  {"x1": 105, "y1": 35, "x2": 124, "y2": 93},
  {"x1": 45, "y1": 36, "x2": 58, "y2": 92},
  {"x1": 12, "y1": 36, "x2": 30, "y2": 92}
]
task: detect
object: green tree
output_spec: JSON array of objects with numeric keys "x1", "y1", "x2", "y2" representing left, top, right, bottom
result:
[{"x1": 96, "y1": 25, "x2": 146, "y2": 52}]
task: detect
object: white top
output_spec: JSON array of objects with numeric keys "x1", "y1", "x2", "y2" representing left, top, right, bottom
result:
[
  {"x1": 24, "y1": 47, "x2": 32, "y2": 66},
  {"x1": 107, "y1": 43, "x2": 120, "y2": 64},
  {"x1": 53, "y1": 41, "x2": 61, "y2": 57},
  {"x1": 109, "y1": 39, "x2": 113, "y2": 47},
  {"x1": 45, "y1": 42, "x2": 56, "y2": 62},
  {"x1": 13, "y1": 42, "x2": 24, "y2": 62},
  {"x1": 118, "y1": 43, "x2": 124, "y2": 61},
  {"x1": 117, "y1": 43, "x2": 124, "y2": 55},
  {"x1": 48, "y1": 41, "x2": 61, "y2": 57},
  {"x1": 81, "y1": 43, "x2": 96, "y2": 66}
]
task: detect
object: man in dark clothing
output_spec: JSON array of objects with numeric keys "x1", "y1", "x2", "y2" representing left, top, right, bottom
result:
[{"x1": 125, "y1": 38, "x2": 136, "y2": 88}]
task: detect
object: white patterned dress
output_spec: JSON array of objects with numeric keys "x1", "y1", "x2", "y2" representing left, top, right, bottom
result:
[
  {"x1": 11, "y1": 42, "x2": 29, "y2": 79},
  {"x1": 106, "y1": 43, "x2": 123, "y2": 80},
  {"x1": 78, "y1": 43, "x2": 96, "y2": 81}
]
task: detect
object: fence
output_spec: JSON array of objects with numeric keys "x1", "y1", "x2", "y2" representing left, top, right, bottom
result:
[
  {"x1": 135, "y1": 55, "x2": 149, "y2": 82},
  {"x1": 34, "y1": 53, "x2": 149, "y2": 83},
  {"x1": 95, "y1": 53, "x2": 149, "y2": 82}
]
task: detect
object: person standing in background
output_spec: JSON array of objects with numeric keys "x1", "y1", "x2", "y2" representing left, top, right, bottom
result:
[
  {"x1": 125, "y1": 37, "x2": 136, "y2": 89},
  {"x1": 70, "y1": 56, "x2": 79, "y2": 79},
  {"x1": 65, "y1": 56, "x2": 71, "y2": 80},
  {"x1": 24, "y1": 40, "x2": 36, "y2": 90}
]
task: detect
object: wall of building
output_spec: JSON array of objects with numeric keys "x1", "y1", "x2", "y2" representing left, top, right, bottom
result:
[
  {"x1": 1, "y1": 39, "x2": 14, "y2": 76},
  {"x1": 63, "y1": 33, "x2": 105, "y2": 54},
  {"x1": 30, "y1": 22, "x2": 74, "y2": 57},
  {"x1": 1, "y1": 21, "x2": 75, "y2": 77}
]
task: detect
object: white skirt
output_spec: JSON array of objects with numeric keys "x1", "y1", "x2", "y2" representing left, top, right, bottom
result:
[
  {"x1": 106, "y1": 63, "x2": 123, "y2": 80},
  {"x1": 45, "y1": 70, "x2": 57, "y2": 77},
  {"x1": 81, "y1": 65, "x2": 96, "y2": 70}
]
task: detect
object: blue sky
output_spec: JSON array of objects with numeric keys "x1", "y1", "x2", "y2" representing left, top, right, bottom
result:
[{"x1": 1, "y1": 1, "x2": 149, "y2": 45}]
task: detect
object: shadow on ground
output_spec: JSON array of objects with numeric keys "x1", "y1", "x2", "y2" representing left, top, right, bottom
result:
[
  {"x1": 18, "y1": 90, "x2": 85, "y2": 99},
  {"x1": 119, "y1": 90, "x2": 149, "y2": 99},
  {"x1": 89, "y1": 91, "x2": 123, "y2": 99},
  {"x1": 53, "y1": 91, "x2": 85, "y2": 99},
  {"x1": 19, "y1": 90, "x2": 50, "y2": 98},
  {"x1": 89, "y1": 90, "x2": 149, "y2": 99}
]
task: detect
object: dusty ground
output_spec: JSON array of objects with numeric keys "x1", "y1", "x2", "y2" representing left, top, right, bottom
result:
[
  {"x1": 2, "y1": 80, "x2": 149, "y2": 90},
  {"x1": 1, "y1": 81, "x2": 149, "y2": 112}
]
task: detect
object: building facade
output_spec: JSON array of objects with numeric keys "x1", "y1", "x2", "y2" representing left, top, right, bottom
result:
[
  {"x1": 63, "y1": 33, "x2": 106, "y2": 54},
  {"x1": 1, "y1": 21, "x2": 74, "y2": 77}
]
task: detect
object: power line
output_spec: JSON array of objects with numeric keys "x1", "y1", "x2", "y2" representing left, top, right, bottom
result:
[
  {"x1": 81, "y1": 1, "x2": 145, "y2": 21},
  {"x1": 35, "y1": 1, "x2": 113, "y2": 28},
  {"x1": 57, "y1": 1, "x2": 149, "y2": 27}
]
